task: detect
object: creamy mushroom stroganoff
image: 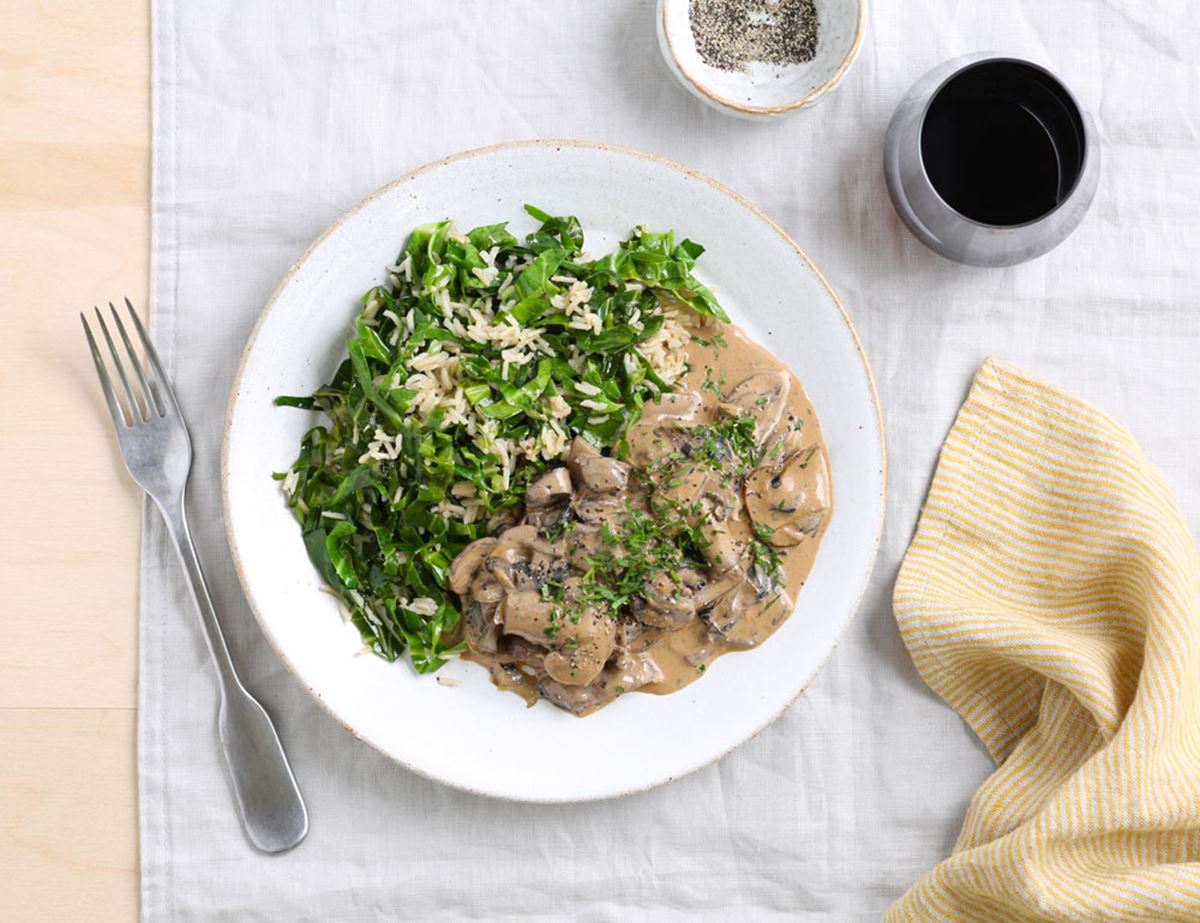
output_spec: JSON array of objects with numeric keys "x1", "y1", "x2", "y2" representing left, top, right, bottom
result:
[{"x1": 276, "y1": 207, "x2": 831, "y2": 716}]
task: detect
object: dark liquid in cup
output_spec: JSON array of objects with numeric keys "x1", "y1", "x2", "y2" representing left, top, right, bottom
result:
[{"x1": 921, "y1": 60, "x2": 1086, "y2": 227}]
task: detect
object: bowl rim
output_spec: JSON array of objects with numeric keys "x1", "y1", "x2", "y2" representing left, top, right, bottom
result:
[
  {"x1": 659, "y1": 0, "x2": 868, "y2": 115},
  {"x1": 221, "y1": 139, "x2": 887, "y2": 801}
]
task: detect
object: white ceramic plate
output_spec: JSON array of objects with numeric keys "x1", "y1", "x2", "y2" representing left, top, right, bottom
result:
[{"x1": 223, "y1": 141, "x2": 885, "y2": 802}]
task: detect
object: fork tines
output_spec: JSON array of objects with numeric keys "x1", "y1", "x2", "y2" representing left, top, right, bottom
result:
[{"x1": 81, "y1": 298, "x2": 169, "y2": 428}]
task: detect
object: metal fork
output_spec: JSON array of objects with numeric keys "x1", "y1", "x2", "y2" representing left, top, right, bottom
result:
[{"x1": 82, "y1": 299, "x2": 308, "y2": 854}]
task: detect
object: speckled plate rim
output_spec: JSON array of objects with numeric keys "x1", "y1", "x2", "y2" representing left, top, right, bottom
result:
[
  {"x1": 659, "y1": 0, "x2": 868, "y2": 115},
  {"x1": 221, "y1": 139, "x2": 887, "y2": 802}
]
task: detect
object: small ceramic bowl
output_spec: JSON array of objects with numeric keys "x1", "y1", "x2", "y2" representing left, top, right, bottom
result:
[{"x1": 657, "y1": 0, "x2": 866, "y2": 120}]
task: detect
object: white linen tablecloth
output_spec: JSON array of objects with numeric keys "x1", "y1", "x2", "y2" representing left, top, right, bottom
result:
[{"x1": 143, "y1": 1, "x2": 1200, "y2": 919}]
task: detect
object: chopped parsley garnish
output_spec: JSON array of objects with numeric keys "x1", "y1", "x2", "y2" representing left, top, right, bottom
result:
[
  {"x1": 691, "y1": 331, "x2": 729, "y2": 356},
  {"x1": 701, "y1": 368, "x2": 727, "y2": 395},
  {"x1": 537, "y1": 412, "x2": 780, "y2": 622},
  {"x1": 749, "y1": 524, "x2": 784, "y2": 588},
  {"x1": 541, "y1": 499, "x2": 704, "y2": 620}
]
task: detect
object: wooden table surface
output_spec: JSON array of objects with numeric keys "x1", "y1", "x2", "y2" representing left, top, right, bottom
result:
[{"x1": 1, "y1": 2, "x2": 146, "y2": 918}]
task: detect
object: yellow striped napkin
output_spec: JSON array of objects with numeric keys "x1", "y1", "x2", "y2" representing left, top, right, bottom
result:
[{"x1": 887, "y1": 359, "x2": 1200, "y2": 922}]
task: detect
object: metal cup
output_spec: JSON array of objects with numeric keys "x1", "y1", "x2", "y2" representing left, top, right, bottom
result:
[{"x1": 884, "y1": 53, "x2": 1100, "y2": 267}]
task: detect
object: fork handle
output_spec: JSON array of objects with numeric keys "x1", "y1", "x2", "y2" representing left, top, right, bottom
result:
[{"x1": 155, "y1": 492, "x2": 309, "y2": 853}]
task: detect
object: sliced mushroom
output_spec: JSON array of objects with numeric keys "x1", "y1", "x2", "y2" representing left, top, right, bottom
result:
[
  {"x1": 657, "y1": 465, "x2": 713, "y2": 510},
  {"x1": 638, "y1": 568, "x2": 700, "y2": 633},
  {"x1": 543, "y1": 604, "x2": 616, "y2": 686},
  {"x1": 526, "y1": 548, "x2": 569, "y2": 589},
  {"x1": 563, "y1": 522, "x2": 605, "y2": 570},
  {"x1": 497, "y1": 583, "x2": 615, "y2": 687},
  {"x1": 641, "y1": 608, "x2": 693, "y2": 632},
  {"x1": 615, "y1": 615, "x2": 645, "y2": 649},
  {"x1": 499, "y1": 590, "x2": 555, "y2": 643},
  {"x1": 576, "y1": 455, "x2": 631, "y2": 494},
  {"x1": 486, "y1": 525, "x2": 564, "y2": 590},
  {"x1": 653, "y1": 463, "x2": 739, "y2": 523},
  {"x1": 759, "y1": 426, "x2": 809, "y2": 464},
  {"x1": 463, "y1": 600, "x2": 501, "y2": 653},
  {"x1": 572, "y1": 492, "x2": 626, "y2": 529},
  {"x1": 469, "y1": 569, "x2": 504, "y2": 605},
  {"x1": 640, "y1": 390, "x2": 702, "y2": 426},
  {"x1": 702, "y1": 582, "x2": 793, "y2": 649},
  {"x1": 701, "y1": 581, "x2": 750, "y2": 641},
  {"x1": 525, "y1": 504, "x2": 568, "y2": 531},
  {"x1": 698, "y1": 519, "x2": 744, "y2": 574},
  {"x1": 488, "y1": 524, "x2": 548, "y2": 565},
  {"x1": 615, "y1": 649, "x2": 665, "y2": 687},
  {"x1": 566, "y1": 434, "x2": 600, "y2": 464},
  {"x1": 744, "y1": 446, "x2": 831, "y2": 547},
  {"x1": 486, "y1": 506, "x2": 521, "y2": 534},
  {"x1": 641, "y1": 569, "x2": 698, "y2": 631},
  {"x1": 562, "y1": 437, "x2": 631, "y2": 495},
  {"x1": 691, "y1": 565, "x2": 745, "y2": 611},
  {"x1": 721, "y1": 370, "x2": 790, "y2": 442},
  {"x1": 538, "y1": 677, "x2": 608, "y2": 715},
  {"x1": 492, "y1": 634, "x2": 548, "y2": 670},
  {"x1": 447, "y1": 537, "x2": 497, "y2": 595},
  {"x1": 540, "y1": 651, "x2": 664, "y2": 716},
  {"x1": 747, "y1": 561, "x2": 777, "y2": 600},
  {"x1": 524, "y1": 468, "x2": 574, "y2": 530},
  {"x1": 625, "y1": 391, "x2": 703, "y2": 466},
  {"x1": 527, "y1": 466, "x2": 573, "y2": 507}
]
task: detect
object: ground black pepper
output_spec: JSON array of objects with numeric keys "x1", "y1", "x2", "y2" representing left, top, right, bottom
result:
[{"x1": 688, "y1": 0, "x2": 819, "y2": 73}]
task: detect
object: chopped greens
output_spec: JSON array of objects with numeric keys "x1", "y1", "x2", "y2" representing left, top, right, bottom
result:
[
  {"x1": 640, "y1": 414, "x2": 762, "y2": 483},
  {"x1": 274, "y1": 206, "x2": 727, "y2": 672},
  {"x1": 547, "y1": 500, "x2": 701, "y2": 621}
]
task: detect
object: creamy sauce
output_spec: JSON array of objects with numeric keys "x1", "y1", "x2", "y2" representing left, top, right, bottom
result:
[
  {"x1": 636, "y1": 327, "x2": 832, "y2": 695},
  {"x1": 455, "y1": 320, "x2": 832, "y2": 715}
]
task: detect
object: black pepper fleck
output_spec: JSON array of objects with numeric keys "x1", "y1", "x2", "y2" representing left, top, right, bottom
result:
[{"x1": 689, "y1": 0, "x2": 819, "y2": 73}]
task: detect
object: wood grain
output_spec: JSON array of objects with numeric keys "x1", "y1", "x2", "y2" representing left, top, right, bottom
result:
[
  {"x1": 0, "y1": 710, "x2": 138, "y2": 921},
  {"x1": 0, "y1": 1, "x2": 148, "y2": 919}
]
